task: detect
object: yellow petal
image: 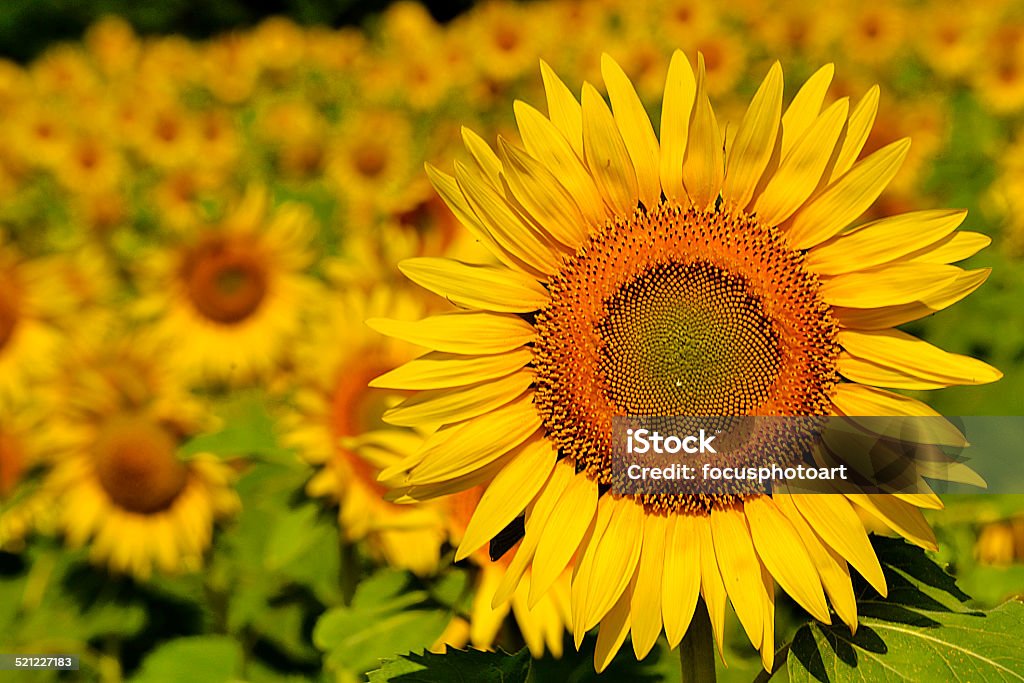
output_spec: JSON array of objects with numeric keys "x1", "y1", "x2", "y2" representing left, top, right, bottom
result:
[
  {"x1": 540, "y1": 60, "x2": 584, "y2": 157},
  {"x1": 424, "y1": 164, "x2": 512, "y2": 267},
  {"x1": 513, "y1": 100, "x2": 608, "y2": 226},
  {"x1": 819, "y1": 262, "x2": 960, "y2": 308},
  {"x1": 723, "y1": 61, "x2": 783, "y2": 209},
  {"x1": 774, "y1": 493, "x2": 858, "y2": 632},
  {"x1": 837, "y1": 353, "x2": 951, "y2": 390},
  {"x1": 759, "y1": 566, "x2": 776, "y2": 672},
  {"x1": 582, "y1": 82, "x2": 639, "y2": 215},
  {"x1": 497, "y1": 137, "x2": 589, "y2": 249},
  {"x1": 403, "y1": 396, "x2": 540, "y2": 485},
  {"x1": 662, "y1": 513, "x2": 701, "y2": 648},
  {"x1": 399, "y1": 257, "x2": 549, "y2": 313},
  {"x1": 660, "y1": 50, "x2": 696, "y2": 203},
  {"x1": 682, "y1": 54, "x2": 723, "y2": 211},
  {"x1": 831, "y1": 384, "x2": 968, "y2": 448},
  {"x1": 572, "y1": 496, "x2": 643, "y2": 640},
  {"x1": 371, "y1": 348, "x2": 533, "y2": 390},
  {"x1": 832, "y1": 268, "x2": 990, "y2": 330},
  {"x1": 366, "y1": 312, "x2": 536, "y2": 355},
  {"x1": 601, "y1": 53, "x2": 661, "y2": 208},
  {"x1": 529, "y1": 472, "x2": 598, "y2": 607},
  {"x1": 493, "y1": 462, "x2": 574, "y2": 607},
  {"x1": 383, "y1": 369, "x2": 534, "y2": 427},
  {"x1": 906, "y1": 231, "x2": 991, "y2": 264},
  {"x1": 455, "y1": 437, "x2": 557, "y2": 561},
  {"x1": 780, "y1": 63, "x2": 834, "y2": 158},
  {"x1": 710, "y1": 506, "x2": 765, "y2": 649},
  {"x1": 845, "y1": 494, "x2": 938, "y2": 551},
  {"x1": 806, "y1": 209, "x2": 967, "y2": 276},
  {"x1": 839, "y1": 328, "x2": 1002, "y2": 386},
  {"x1": 454, "y1": 161, "x2": 565, "y2": 276},
  {"x1": 786, "y1": 490, "x2": 887, "y2": 596},
  {"x1": 697, "y1": 516, "x2": 727, "y2": 657},
  {"x1": 828, "y1": 85, "x2": 880, "y2": 182},
  {"x1": 752, "y1": 98, "x2": 849, "y2": 227},
  {"x1": 594, "y1": 570, "x2": 635, "y2": 673},
  {"x1": 470, "y1": 564, "x2": 511, "y2": 648},
  {"x1": 745, "y1": 496, "x2": 831, "y2": 623},
  {"x1": 786, "y1": 138, "x2": 911, "y2": 249},
  {"x1": 462, "y1": 127, "x2": 503, "y2": 189},
  {"x1": 629, "y1": 512, "x2": 667, "y2": 659}
]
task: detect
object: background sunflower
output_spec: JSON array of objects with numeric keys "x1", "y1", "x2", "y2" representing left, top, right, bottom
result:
[{"x1": 0, "y1": 1, "x2": 1021, "y2": 681}]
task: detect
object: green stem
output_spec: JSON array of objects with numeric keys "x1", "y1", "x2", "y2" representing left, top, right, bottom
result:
[{"x1": 679, "y1": 598, "x2": 716, "y2": 683}]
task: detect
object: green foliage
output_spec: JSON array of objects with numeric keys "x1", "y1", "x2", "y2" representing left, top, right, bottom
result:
[{"x1": 131, "y1": 636, "x2": 243, "y2": 683}]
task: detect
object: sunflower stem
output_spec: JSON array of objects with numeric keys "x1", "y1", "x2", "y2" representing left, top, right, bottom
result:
[{"x1": 679, "y1": 598, "x2": 716, "y2": 683}]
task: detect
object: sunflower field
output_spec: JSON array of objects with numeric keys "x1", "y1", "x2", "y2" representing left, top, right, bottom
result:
[{"x1": 1, "y1": 0, "x2": 1023, "y2": 681}]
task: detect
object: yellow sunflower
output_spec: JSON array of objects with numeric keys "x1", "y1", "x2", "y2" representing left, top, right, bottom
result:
[
  {"x1": 43, "y1": 336, "x2": 239, "y2": 580},
  {"x1": 374, "y1": 54, "x2": 1001, "y2": 671},
  {"x1": 280, "y1": 281, "x2": 446, "y2": 576},
  {"x1": 136, "y1": 188, "x2": 320, "y2": 387}
]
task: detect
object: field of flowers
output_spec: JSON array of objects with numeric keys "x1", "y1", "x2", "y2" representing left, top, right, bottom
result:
[{"x1": 1, "y1": 0, "x2": 1023, "y2": 681}]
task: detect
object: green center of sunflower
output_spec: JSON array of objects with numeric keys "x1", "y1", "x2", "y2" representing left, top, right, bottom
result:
[
  {"x1": 184, "y1": 237, "x2": 268, "y2": 324},
  {"x1": 598, "y1": 261, "x2": 780, "y2": 416},
  {"x1": 94, "y1": 414, "x2": 188, "y2": 514},
  {"x1": 533, "y1": 203, "x2": 839, "y2": 514}
]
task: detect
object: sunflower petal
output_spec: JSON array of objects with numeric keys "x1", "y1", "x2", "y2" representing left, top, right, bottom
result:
[
  {"x1": 832, "y1": 268, "x2": 990, "y2": 330},
  {"x1": 837, "y1": 353, "x2": 951, "y2": 390},
  {"x1": 682, "y1": 54, "x2": 723, "y2": 211},
  {"x1": 820, "y1": 262, "x2": 960, "y2": 308},
  {"x1": 454, "y1": 161, "x2": 565, "y2": 275},
  {"x1": 530, "y1": 472, "x2": 598, "y2": 607},
  {"x1": 745, "y1": 496, "x2": 830, "y2": 623},
  {"x1": 752, "y1": 98, "x2": 849, "y2": 227},
  {"x1": 424, "y1": 164, "x2": 511, "y2": 266},
  {"x1": 906, "y1": 231, "x2": 992, "y2": 264},
  {"x1": 662, "y1": 513, "x2": 701, "y2": 648},
  {"x1": 514, "y1": 100, "x2": 608, "y2": 226},
  {"x1": 366, "y1": 312, "x2": 536, "y2": 355},
  {"x1": 806, "y1": 209, "x2": 967, "y2": 276},
  {"x1": 723, "y1": 61, "x2": 783, "y2": 209},
  {"x1": 845, "y1": 494, "x2": 938, "y2": 551},
  {"x1": 697, "y1": 516, "x2": 727, "y2": 657},
  {"x1": 711, "y1": 506, "x2": 766, "y2": 648},
  {"x1": 660, "y1": 50, "x2": 696, "y2": 203},
  {"x1": 582, "y1": 82, "x2": 640, "y2": 215},
  {"x1": 462, "y1": 127, "x2": 503, "y2": 188},
  {"x1": 594, "y1": 571, "x2": 635, "y2": 673},
  {"x1": 630, "y1": 512, "x2": 667, "y2": 659},
  {"x1": 780, "y1": 63, "x2": 834, "y2": 158},
  {"x1": 383, "y1": 369, "x2": 533, "y2": 427},
  {"x1": 541, "y1": 60, "x2": 584, "y2": 157},
  {"x1": 455, "y1": 437, "x2": 557, "y2": 561},
  {"x1": 399, "y1": 257, "x2": 549, "y2": 313},
  {"x1": 572, "y1": 496, "x2": 644, "y2": 639},
  {"x1": 602, "y1": 53, "x2": 661, "y2": 208},
  {"x1": 371, "y1": 348, "x2": 533, "y2": 390},
  {"x1": 497, "y1": 137, "x2": 589, "y2": 249},
  {"x1": 828, "y1": 85, "x2": 880, "y2": 182},
  {"x1": 839, "y1": 328, "x2": 1002, "y2": 386},
  {"x1": 786, "y1": 490, "x2": 887, "y2": 596},
  {"x1": 786, "y1": 138, "x2": 911, "y2": 249}
]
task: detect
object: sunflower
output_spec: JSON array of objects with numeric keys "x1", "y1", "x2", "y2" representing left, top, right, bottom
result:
[
  {"x1": 136, "y1": 188, "x2": 320, "y2": 387},
  {"x1": 43, "y1": 336, "x2": 239, "y2": 579},
  {"x1": 374, "y1": 54, "x2": 1001, "y2": 671},
  {"x1": 280, "y1": 281, "x2": 446, "y2": 576}
]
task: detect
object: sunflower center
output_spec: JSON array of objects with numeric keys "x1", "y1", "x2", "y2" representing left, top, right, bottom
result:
[
  {"x1": 598, "y1": 261, "x2": 780, "y2": 416},
  {"x1": 184, "y1": 238, "x2": 268, "y2": 324},
  {"x1": 94, "y1": 414, "x2": 188, "y2": 514},
  {"x1": 354, "y1": 145, "x2": 388, "y2": 178},
  {"x1": 533, "y1": 203, "x2": 839, "y2": 514}
]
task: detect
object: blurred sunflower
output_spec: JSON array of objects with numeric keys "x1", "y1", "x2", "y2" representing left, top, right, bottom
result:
[
  {"x1": 136, "y1": 188, "x2": 320, "y2": 386},
  {"x1": 43, "y1": 336, "x2": 239, "y2": 580},
  {"x1": 280, "y1": 279, "x2": 446, "y2": 576},
  {"x1": 375, "y1": 54, "x2": 1001, "y2": 670}
]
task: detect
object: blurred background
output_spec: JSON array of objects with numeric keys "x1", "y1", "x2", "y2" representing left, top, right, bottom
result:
[{"x1": 0, "y1": 0, "x2": 1022, "y2": 681}]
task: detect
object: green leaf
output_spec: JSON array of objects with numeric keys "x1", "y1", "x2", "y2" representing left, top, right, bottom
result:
[
  {"x1": 179, "y1": 392, "x2": 300, "y2": 465},
  {"x1": 130, "y1": 635, "x2": 242, "y2": 683},
  {"x1": 368, "y1": 648, "x2": 531, "y2": 683},
  {"x1": 314, "y1": 607, "x2": 449, "y2": 675},
  {"x1": 787, "y1": 601, "x2": 1024, "y2": 682}
]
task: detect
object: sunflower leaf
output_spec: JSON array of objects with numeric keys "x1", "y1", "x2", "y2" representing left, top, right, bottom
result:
[
  {"x1": 367, "y1": 647, "x2": 532, "y2": 683},
  {"x1": 786, "y1": 600, "x2": 1024, "y2": 682}
]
